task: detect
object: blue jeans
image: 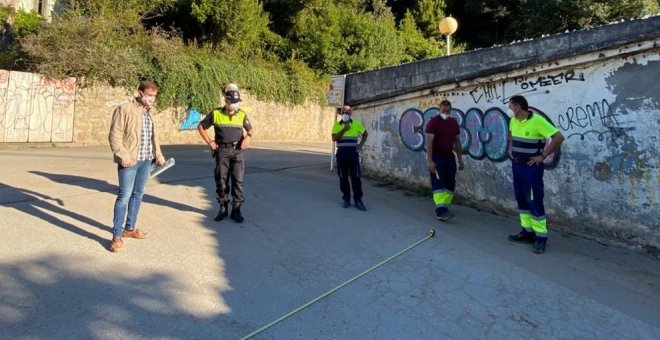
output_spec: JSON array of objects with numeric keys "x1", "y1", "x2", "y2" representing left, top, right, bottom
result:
[{"x1": 112, "y1": 160, "x2": 151, "y2": 238}]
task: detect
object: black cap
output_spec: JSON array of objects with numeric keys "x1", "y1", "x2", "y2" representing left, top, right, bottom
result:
[{"x1": 224, "y1": 90, "x2": 241, "y2": 102}]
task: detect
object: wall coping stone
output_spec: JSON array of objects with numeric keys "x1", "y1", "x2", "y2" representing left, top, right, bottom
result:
[{"x1": 345, "y1": 15, "x2": 660, "y2": 105}]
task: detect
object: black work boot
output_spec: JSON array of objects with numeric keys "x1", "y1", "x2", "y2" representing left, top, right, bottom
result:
[
  {"x1": 532, "y1": 237, "x2": 548, "y2": 254},
  {"x1": 214, "y1": 203, "x2": 229, "y2": 221},
  {"x1": 230, "y1": 206, "x2": 244, "y2": 223},
  {"x1": 508, "y1": 230, "x2": 535, "y2": 243}
]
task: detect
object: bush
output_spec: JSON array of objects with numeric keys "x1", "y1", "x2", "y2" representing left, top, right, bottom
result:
[
  {"x1": 0, "y1": 5, "x2": 12, "y2": 24},
  {"x1": 21, "y1": 11, "x2": 153, "y2": 88},
  {"x1": 19, "y1": 5, "x2": 327, "y2": 110},
  {"x1": 0, "y1": 6, "x2": 44, "y2": 70},
  {"x1": 151, "y1": 35, "x2": 327, "y2": 111},
  {"x1": 13, "y1": 9, "x2": 43, "y2": 38}
]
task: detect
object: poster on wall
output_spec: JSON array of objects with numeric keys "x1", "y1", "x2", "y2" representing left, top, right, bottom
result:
[{"x1": 327, "y1": 75, "x2": 346, "y2": 108}]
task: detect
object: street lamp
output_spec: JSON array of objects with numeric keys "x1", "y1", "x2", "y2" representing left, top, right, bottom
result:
[{"x1": 439, "y1": 16, "x2": 458, "y2": 56}]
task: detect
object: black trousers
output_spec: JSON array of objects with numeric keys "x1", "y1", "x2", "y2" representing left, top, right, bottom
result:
[
  {"x1": 214, "y1": 147, "x2": 245, "y2": 208},
  {"x1": 336, "y1": 148, "x2": 363, "y2": 202}
]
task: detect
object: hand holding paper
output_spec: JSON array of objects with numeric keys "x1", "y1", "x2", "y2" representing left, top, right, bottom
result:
[{"x1": 150, "y1": 158, "x2": 175, "y2": 178}]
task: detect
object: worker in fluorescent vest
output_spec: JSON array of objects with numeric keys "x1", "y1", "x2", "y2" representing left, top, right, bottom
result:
[
  {"x1": 425, "y1": 100, "x2": 464, "y2": 221},
  {"x1": 332, "y1": 104, "x2": 368, "y2": 211},
  {"x1": 507, "y1": 95, "x2": 564, "y2": 254},
  {"x1": 198, "y1": 83, "x2": 254, "y2": 223}
]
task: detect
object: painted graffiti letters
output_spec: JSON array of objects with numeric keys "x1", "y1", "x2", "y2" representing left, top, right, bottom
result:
[
  {"x1": 516, "y1": 69, "x2": 585, "y2": 91},
  {"x1": 0, "y1": 70, "x2": 76, "y2": 143},
  {"x1": 399, "y1": 106, "x2": 510, "y2": 162},
  {"x1": 464, "y1": 108, "x2": 485, "y2": 159},
  {"x1": 469, "y1": 83, "x2": 503, "y2": 105},
  {"x1": 461, "y1": 108, "x2": 510, "y2": 161},
  {"x1": 399, "y1": 108, "x2": 425, "y2": 151},
  {"x1": 449, "y1": 109, "x2": 469, "y2": 151},
  {"x1": 559, "y1": 99, "x2": 614, "y2": 131},
  {"x1": 482, "y1": 108, "x2": 510, "y2": 161},
  {"x1": 558, "y1": 99, "x2": 633, "y2": 141},
  {"x1": 419, "y1": 97, "x2": 446, "y2": 109},
  {"x1": 399, "y1": 105, "x2": 559, "y2": 167}
]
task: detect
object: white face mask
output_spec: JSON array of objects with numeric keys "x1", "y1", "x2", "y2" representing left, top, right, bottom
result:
[
  {"x1": 439, "y1": 113, "x2": 449, "y2": 120},
  {"x1": 342, "y1": 114, "x2": 350, "y2": 122},
  {"x1": 142, "y1": 95, "x2": 156, "y2": 107},
  {"x1": 229, "y1": 103, "x2": 240, "y2": 112},
  {"x1": 507, "y1": 109, "x2": 515, "y2": 116}
]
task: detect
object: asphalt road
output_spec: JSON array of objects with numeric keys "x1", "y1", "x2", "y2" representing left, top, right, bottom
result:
[{"x1": 1, "y1": 143, "x2": 658, "y2": 339}]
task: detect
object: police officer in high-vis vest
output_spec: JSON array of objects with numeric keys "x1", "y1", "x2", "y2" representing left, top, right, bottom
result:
[
  {"x1": 507, "y1": 95, "x2": 564, "y2": 254},
  {"x1": 198, "y1": 83, "x2": 254, "y2": 223},
  {"x1": 332, "y1": 104, "x2": 368, "y2": 211}
]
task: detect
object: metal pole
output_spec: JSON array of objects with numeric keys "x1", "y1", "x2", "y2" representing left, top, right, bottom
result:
[
  {"x1": 446, "y1": 34, "x2": 451, "y2": 56},
  {"x1": 330, "y1": 109, "x2": 338, "y2": 171}
]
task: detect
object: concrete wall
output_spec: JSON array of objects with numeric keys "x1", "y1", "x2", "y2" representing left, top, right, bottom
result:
[
  {"x1": 345, "y1": 16, "x2": 660, "y2": 105},
  {"x1": 350, "y1": 27, "x2": 660, "y2": 253},
  {"x1": 73, "y1": 85, "x2": 335, "y2": 145}
]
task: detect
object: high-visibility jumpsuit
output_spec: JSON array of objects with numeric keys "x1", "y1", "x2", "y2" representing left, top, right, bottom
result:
[
  {"x1": 425, "y1": 115, "x2": 460, "y2": 217},
  {"x1": 509, "y1": 112, "x2": 559, "y2": 240},
  {"x1": 332, "y1": 119, "x2": 366, "y2": 203}
]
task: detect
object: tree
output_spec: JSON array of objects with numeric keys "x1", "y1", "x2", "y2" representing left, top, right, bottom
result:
[
  {"x1": 398, "y1": 10, "x2": 443, "y2": 63},
  {"x1": 413, "y1": 0, "x2": 447, "y2": 39},
  {"x1": 444, "y1": 0, "x2": 660, "y2": 48},
  {"x1": 262, "y1": 0, "x2": 308, "y2": 36},
  {"x1": 290, "y1": 0, "x2": 406, "y2": 74},
  {"x1": 20, "y1": 5, "x2": 153, "y2": 87},
  {"x1": 187, "y1": 0, "x2": 276, "y2": 54},
  {"x1": 512, "y1": 0, "x2": 660, "y2": 37}
]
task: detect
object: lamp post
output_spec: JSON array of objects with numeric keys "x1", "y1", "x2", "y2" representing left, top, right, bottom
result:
[{"x1": 439, "y1": 16, "x2": 458, "y2": 56}]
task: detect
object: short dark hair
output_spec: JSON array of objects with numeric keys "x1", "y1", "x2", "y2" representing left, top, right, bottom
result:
[
  {"x1": 509, "y1": 95, "x2": 528, "y2": 110},
  {"x1": 440, "y1": 100, "x2": 452, "y2": 108},
  {"x1": 138, "y1": 80, "x2": 159, "y2": 92}
]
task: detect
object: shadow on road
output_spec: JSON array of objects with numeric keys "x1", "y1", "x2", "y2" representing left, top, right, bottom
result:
[
  {"x1": 0, "y1": 183, "x2": 108, "y2": 246},
  {"x1": 2, "y1": 145, "x2": 658, "y2": 339},
  {"x1": 0, "y1": 255, "x2": 237, "y2": 339},
  {"x1": 28, "y1": 171, "x2": 207, "y2": 215}
]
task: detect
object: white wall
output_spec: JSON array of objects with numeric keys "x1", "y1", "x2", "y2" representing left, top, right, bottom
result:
[{"x1": 355, "y1": 41, "x2": 660, "y2": 250}]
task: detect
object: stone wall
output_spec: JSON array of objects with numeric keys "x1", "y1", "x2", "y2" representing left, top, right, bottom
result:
[
  {"x1": 347, "y1": 20, "x2": 660, "y2": 254},
  {"x1": 74, "y1": 85, "x2": 335, "y2": 146}
]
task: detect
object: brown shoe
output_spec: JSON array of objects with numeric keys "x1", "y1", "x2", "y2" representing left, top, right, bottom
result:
[
  {"x1": 109, "y1": 237, "x2": 123, "y2": 252},
  {"x1": 122, "y1": 228, "x2": 148, "y2": 239}
]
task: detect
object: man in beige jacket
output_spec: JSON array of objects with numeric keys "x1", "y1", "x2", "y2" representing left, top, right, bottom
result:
[{"x1": 108, "y1": 80, "x2": 166, "y2": 252}]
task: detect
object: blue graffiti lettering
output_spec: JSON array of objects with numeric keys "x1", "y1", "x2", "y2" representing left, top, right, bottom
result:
[
  {"x1": 399, "y1": 108, "x2": 425, "y2": 151},
  {"x1": 398, "y1": 105, "x2": 560, "y2": 167}
]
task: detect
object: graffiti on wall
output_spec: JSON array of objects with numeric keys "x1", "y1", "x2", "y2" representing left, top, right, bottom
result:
[
  {"x1": 551, "y1": 94, "x2": 650, "y2": 181},
  {"x1": 399, "y1": 105, "x2": 560, "y2": 167},
  {"x1": 179, "y1": 108, "x2": 204, "y2": 130},
  {"x1": 0, "y1": 70, "x2": 76, "y2": 143},
  {"x1": 465, "y1": 69, "x2": 585, "y2": 106},
  {"x1": 557, "y1": 98, "x2": 635, "y2": 142},
  {"x1": 514, "y1": 69, "x2": 585, "y2": 91}
]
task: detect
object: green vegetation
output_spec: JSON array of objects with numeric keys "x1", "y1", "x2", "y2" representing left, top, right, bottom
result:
[
  {"x1": 0, "y1": 0, "x2": 657, "y2": 109},
  {"x1": 437, "y1": 0, "x2": 660, "y2": 48}
]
